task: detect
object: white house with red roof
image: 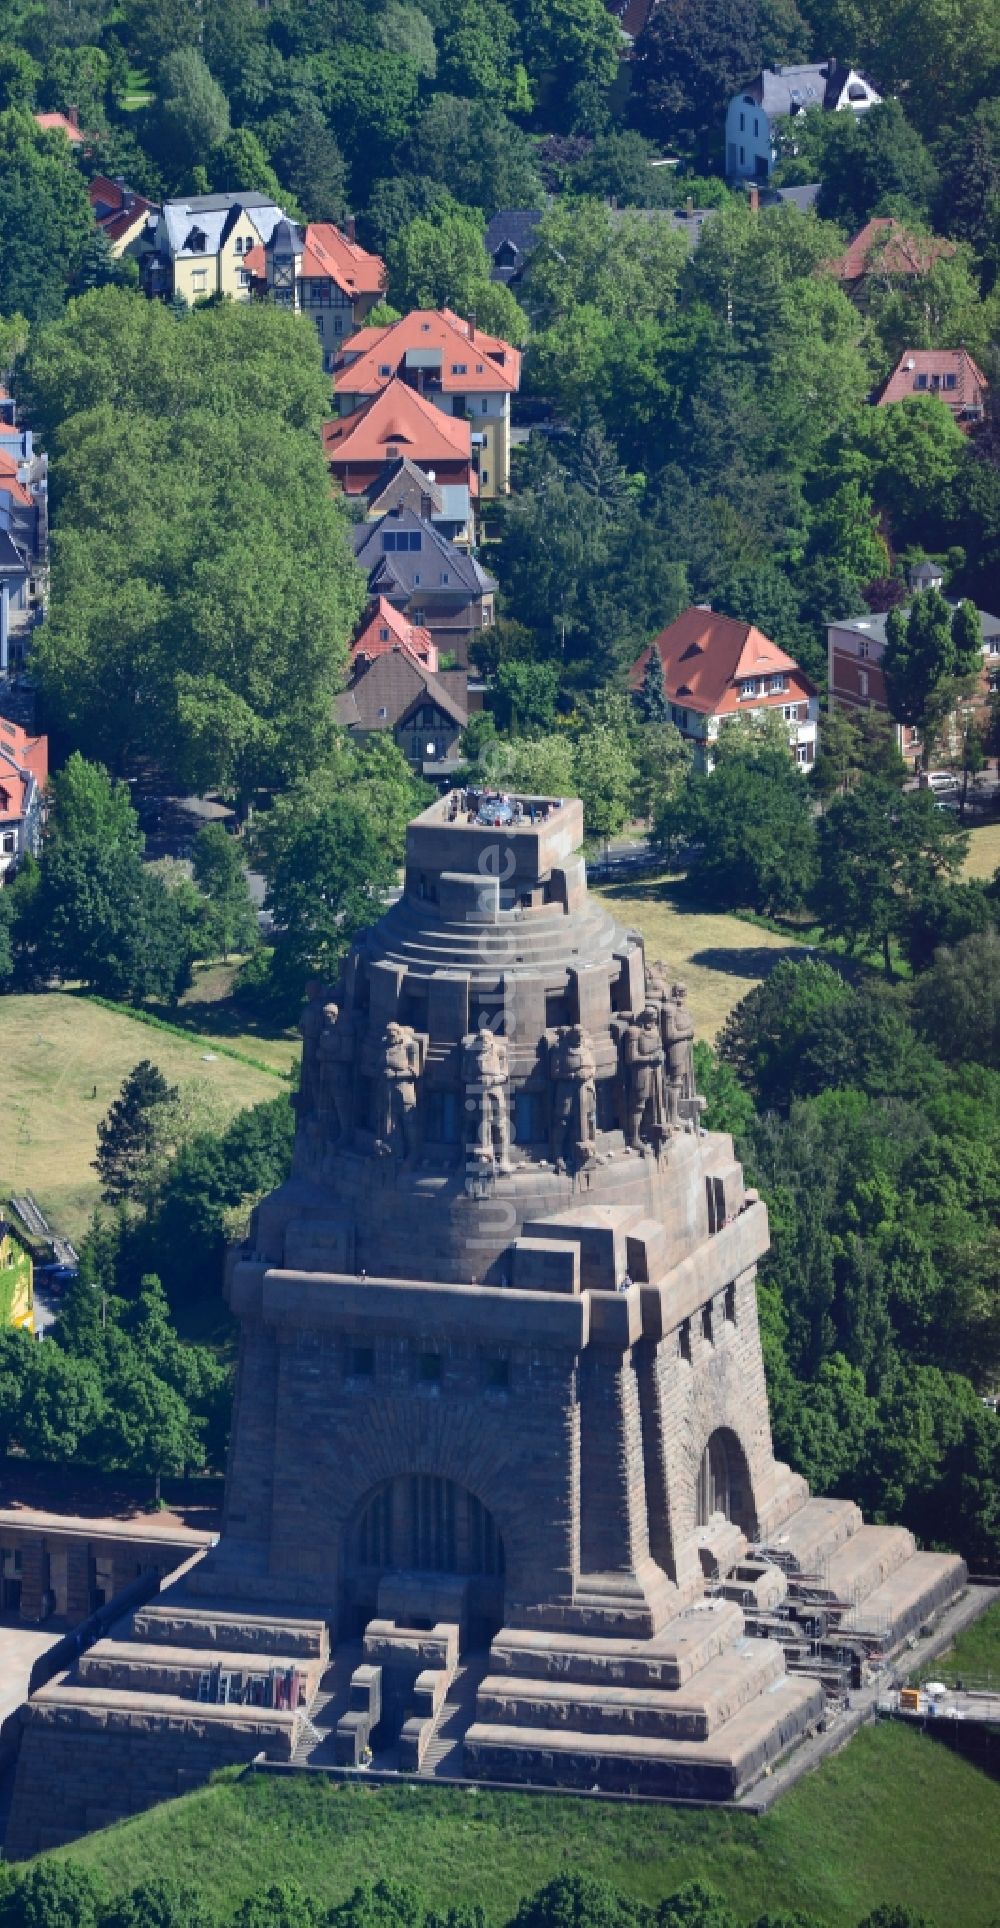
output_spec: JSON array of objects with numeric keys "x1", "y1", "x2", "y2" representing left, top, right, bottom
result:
[
  {"x1": 0, "y1": 716, "x2": 47, "y2": 881},
  {"x1": 629, "y1": 607, "x2": 819, "y2": 770},
  {"x1": 245, "y1": 217, "x2": 385, "y2": 368},
  {"x1": 334, "y1": 308, "x2": 521, "y2": 499},
  {"x1": 323, "y1": 380, "x2": 474, "y2": 500}
]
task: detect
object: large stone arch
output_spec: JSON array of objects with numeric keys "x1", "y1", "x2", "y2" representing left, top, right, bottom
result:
[
  {"x1": 695, "y1": 1426, "x2": 756, "y2": 1538},
  {"x1": 348, "y1": 1473, "x2": 506, "y2": 1579}
]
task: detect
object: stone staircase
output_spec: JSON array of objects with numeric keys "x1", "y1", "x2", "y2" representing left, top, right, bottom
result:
[{"x1": 418, "y1": 1654, "x2": 492, "y2": 1778}]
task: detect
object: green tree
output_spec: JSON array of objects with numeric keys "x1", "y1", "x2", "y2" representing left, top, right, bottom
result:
[
  {"x1": 100, "y1": 1879, "x2": 219, "y2": 1928},
  {"x1": 661, "y1": 739, "x2": 818, "y2": 914},
  {"x1": 154, "y1": 47, "x2": 230, "y2": 178},
  {"x1": 572, "y1": 723, "x2": 638, "y2": 841},
  {"x1": 257, "y1": 739, "x2": 421, "y2": 991},
  {"x1": 814, "y1": 100, "x2": 939, "y2": 228},
  {"x1": 0, "y1": 109, "x2": 95, "y2": 319},
  {"x1": 912, "y1": 929, "x2": 1000, "y2": 1069},
  {"x1": 103, "y1": 1356, "x2": 203, "y2": 1502},
  {"x1": 35, "y1": 755, "x2": 193, "y2": 1002},
  {"x1": 379, "y1": 3, "x2": 438, "y2": 79},
  {"x1": 0, "y1": 1863, "x2": 108, "y2": 1928},
  {"x1": 17, "y1": 1345, "x2": 104, "y2": 1461},
  {"x1": 210, "y1": 127, "x2": 281, "y2": 200},
  {"x1": 191, "y1": 823, "x2": 259, "y2": 959},
  {"x1": 635, "y1": 647, "x2": 670, "y2": 724},
  {"x1": 270, "y1": 104, "x2": 347, "y2": 223},
  {"x1": 633, "y1": 721, "x2": 692, "y2": 822},
  {"x1": 815, "y1": 779, "x2": 968, "y2": 975},
  {"x1": 94, "y1": 1060, "x2": 180, "y2": 1209},
  {"x1": 883, "y1": 590, "x2": 983, "y2": 763},
  {"x1": 631, "y1": 0, "x2": 762, "y2": 163},
  {"x1": 484, "y1": 733, "x2": 576, "y2": 798}
]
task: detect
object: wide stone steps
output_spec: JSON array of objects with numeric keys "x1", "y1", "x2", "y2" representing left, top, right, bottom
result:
[
  {"x1": 131, "y1": 1597, "x2": 329, "y2": 1660},
  {"x1": 823, "y1": 1525, "x2": 916, "y2": 1607},
  {"x1": 843, "y1": 1551, "x2": 967, "y2": 1643},
  {"x1": 463, "y1": 1672, "x2": 824, "y2": 1800},
  {"x1": 77, "y1": 1640, "x2": 324, "y2": 1703},
  {"x1": 291, "y1": 1640, "x2": 365, "y2": 1766},
  {"x1": 760, "y1": 1497, "x2": 864, "y2": 1576},
  {"x1": 475, "y1": 1638, "x2": 784, "y2": 1743},
  {"x1": 492, "y1": 1600, "x2": 745, "y2": 1691}
]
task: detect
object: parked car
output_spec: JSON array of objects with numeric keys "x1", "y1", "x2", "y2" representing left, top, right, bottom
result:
[{"x1": 926, "y1": 771, "x2": 960, "y2": 793}]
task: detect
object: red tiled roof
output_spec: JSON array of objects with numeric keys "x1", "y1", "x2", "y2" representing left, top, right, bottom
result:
[
  {"x1": 0, "y1": 476, "x2": 34, "y2": 508},
  {"x1": 336, "y1": 308, "x2": 521, "y2": 398},
  {"x1": 629, "y1": 607, "x2": 815, "y2": 717},
  {"x1": 242, "y1": 224, "x2": 385, "y2": 299},
  {"x1": 324, "y1": 380, "x2": 472, "y2": 468},
  {"x1": 352, "y1": 596, "x2": 437, "y2": 670},
  {"x1": 0, "y1": 717, "x2": 47, "y2": 823},
  {"x1": 876, "y1": 347, "x2": 988, "y2": 414},
  {"x1": 34, "y1": 111, "x2": 83, "y2": 143},
  {"x1": 828, "y1": 217, "x2": 954, "y2": 282}
]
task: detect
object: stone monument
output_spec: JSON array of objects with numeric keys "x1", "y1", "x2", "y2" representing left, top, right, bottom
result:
[{"x1": 6, "y1": 791, "x2": 969, "y2": 1854}]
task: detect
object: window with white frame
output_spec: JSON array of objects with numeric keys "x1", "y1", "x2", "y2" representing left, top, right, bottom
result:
[
  {"x1": 739, "y1": 678, "x2": 759, "y2": 698},
  {"x1": 767, "y1": 673, "x2": 787, "y2": 692}
]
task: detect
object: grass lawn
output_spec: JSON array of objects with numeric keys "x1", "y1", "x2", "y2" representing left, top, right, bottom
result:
[
  {"x1": 963, "y1": 820, "x2": 1000, "y2": 881},
  {"x1": 168, "y1": 959, "x2": 299, "y2": 1076},
  {"x1": 595, "y1": 877, "x2": 815, "y2": 1039},
  {"x1": 57, "y1": 1700, "x2": 1000, "y2": 1926},
  {"x1": 917, "y1": 1594, "x2": 1000, "y2": 1687},
  {"x1": 0, "y1": 992, "x2": 285, "y2": 1242}
]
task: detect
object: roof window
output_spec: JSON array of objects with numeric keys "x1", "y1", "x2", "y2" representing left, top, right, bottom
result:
[{"x1": 378, "y1": 363, "x2": 391, "y2": 375}]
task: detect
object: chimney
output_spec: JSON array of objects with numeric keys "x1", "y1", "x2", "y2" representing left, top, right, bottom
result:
[
  {"x1": 468, "y1": 310, "x2": 476, "y2": 341},
  {"x1": 67, "y1": 104, "x2": 79, "y2": 129},
  {"x1": 420, "y1": 493, "x2": 433, "y2": 521},
  {"x1": 346, "y1": 214, "x2": 356, "y2": 243},
  {"x1": 748, "y1": 184, "x2": 760, "y2": 213},
  {"x1": 686, "y1": 196, "x2": 694, "y2": 218}
]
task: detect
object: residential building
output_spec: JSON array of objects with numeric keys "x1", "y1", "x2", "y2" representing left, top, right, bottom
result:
[
  {"x1": 33, "y1": 110, "x2": 83, "y2": 144},
  {"x1": 325, "y1": 380, "x2": 474, "y2": 502},
  {"x1": 726, "y1": 60, "x2": 880, "y2": 183},
  {"x1": 485, "y1": 210, "x2": 544, "y2": 288},
  {"x1": 628, "y1": 606, "x2": 819, "y2": 769},
  {"x1": 361, "y1": 455, "x2": 473, "y2": 547},
  {"x1": 139, "y1": 192, "x2": 287, "y2": 304},
  {"x1": 827, "y1": 563, "x2": 1000, "y2": 770},
  {"x1": 351, "y1": 596, "x2": 437, "y2": 672},
  {"x1": 0, "y1": 1218, "x2": 33, "y2": 1332},
  {"x1": 351, "y1": 506, "x2": 496, "y2": 667},
  {"x1": 827, "y1": 217, "x2": 954, "y2": 307},
  {"x1": 0, "y1": 531, "x2": 30, "y2": 675},
  {"x1": 333, "y1": 309, "x2": 521, "y2": 498},
  {"x1": 0, "y1": 438, "x2": 47, "y2": 571},
  {"x1": 243, "y1": 217, "x2": 385, "y2": 369},
  {"x1": 0, "y1": 714, "x2": 47, "y2": 878},
  {"x1": 875, "y1": 348, "x2": 988, "y2": 426},
  {"x1": 88, "y1": 175, "x2": 159, "y2": 258},
  {"x1": 336, "y1": 644, "x2": 469, "y2": 775}
]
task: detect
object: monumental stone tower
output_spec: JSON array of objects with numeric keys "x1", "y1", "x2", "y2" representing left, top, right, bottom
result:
[{"x1": 7, "y1": 793, "x2": 967, "y2": 1853}]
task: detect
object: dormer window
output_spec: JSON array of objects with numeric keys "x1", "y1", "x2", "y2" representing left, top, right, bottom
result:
[
  {"x1": 740, "y1": 678, "x2": 759, "y2": 698},
  {"x1": 378, "y1": 363, "x2": 391, "y2": 376},
  {"x1": 185, "y1": 227, "x2": 207, "y2": 253},
  {"x1": 451, "y1": 363, "x2": 467, "y2": 375},
  {"x1": 767, "y1": 673, "x2": 787, "y2": 693},
  {"x1": 914, "y1": 373, "x2": 928, "y2": 389}
]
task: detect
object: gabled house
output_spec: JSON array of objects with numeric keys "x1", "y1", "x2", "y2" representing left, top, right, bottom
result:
[
  {"x1": 828, "y1": 218, "x2": 955, "y2": 308},
  {"x1": 875, "y1": 348, "x2": 988, "y2": 426},
  {"x1": 336, "y1": 644, "x2": 469, "y2": 775},
  {"x1": 0, "y1": 715, "x2": 47, "y2": 879},
  {"x1": 485, "y1": 210, "x2": 544, "y2": 288},
  {"x1": 140, "y1": 192, "x2": 287, "y2": 304},
  {"x1": 726, "y1": 59, "x2": 880, "y2": 183},
  {"x1": 351, "y1": 597, "x2": 437, "y2": 672},
  {"x1": 0, "y1": 445, "x2": 46, "y2": 571},
  {"x1": 827, "y1": 562, "x2": 1000, "y2": 770},
  {"x1": 88, "y1": 175, "x2": 159, "y2": 258},
  {"x1": 242, "y1": 217, "x2": 385, "y2": 369},
  {"x1": 351, "y1": 506, "x2": 496, "y2": 667},
  {"x1": 362, "y1": 455, "x2": 473, "y2": 547},
  {"x1": 324, "y1": 380, "x2": 474, "y2": 502},
  {"x1": 334, "y1": 309, "x2": 521, "y2": 499},
  {"x1": 629, "y1": 606, "x2": 819, "y2": 770}
]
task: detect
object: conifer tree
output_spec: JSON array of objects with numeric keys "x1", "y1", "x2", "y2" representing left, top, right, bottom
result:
[{"x1": 637, "y1": 645, "x2": 670, "y2": 724}]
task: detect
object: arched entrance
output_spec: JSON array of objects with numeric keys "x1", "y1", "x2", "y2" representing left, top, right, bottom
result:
[
  {"x1": 695, "y1": 1428, "x2": 755, "y2": 1536},
  {"x1": 343, "y1": 1474, "x2": 505, "y2": 1642}
]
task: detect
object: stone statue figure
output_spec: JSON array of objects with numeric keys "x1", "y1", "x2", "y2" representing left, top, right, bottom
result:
[
  {"x1": 663, "y1": 981, "x2": 696, "y2": 1129},
  {"x1": 549, "y1": 1023, "x2": 598, "y2": 1171},
  {"x1": 623, "y1": 1005, "x2": 667, "y2": 1150},
  {"x1": 375, "y1": 1021, "x2": 421, "y2": 1159},
  {"x1": 318, "y1": 1001, "x2": 356, "y2": 1143},
  {"x1": 296, "y1": 980, "x2": 328, "y2": 1120},
  {"x1": 462, "y1": 1021, "x2": 511, "y2": 1175}
]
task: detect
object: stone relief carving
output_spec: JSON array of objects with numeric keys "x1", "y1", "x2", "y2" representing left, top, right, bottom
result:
[
  {"x1": 549, "y1": 1023, "x2": 598, "y2": 1172},
  {"x1": 296, "y1": 980, "x2": 328, "y2": 1121},
  {"x1": 663, "y1": 981, "x2": 697, "y2": 1130},
  {"x1": 319, "y1": 1001, "x2": 356, "y2": 1144},
  {"x1": 462, "y1": 1022, "x2": 511, "y2": 1176}
]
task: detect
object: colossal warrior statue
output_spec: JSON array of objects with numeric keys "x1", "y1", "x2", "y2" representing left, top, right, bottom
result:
[
  {"x1": 623, "y1": 1004, "x2": 667, "y2": 1150},
  {"x1": 375, "y1": 1020, "x2": 421, "y2": 1159},
  {"x1": 663, "y1": 980, "x2": 696, "y2": 1129},
  {"x1": 318, "y1": 1001, "x2": 356, "y2": 1144},
  {"x1": 462, "y1": 1021, "x2": 511, "y2": 1175},
  {"x1": 548, "y1": 1022, "x2": 598, "y2": 1170},
  {"x1": 7, "y1": 789, "x2": 972, "y2": 1854}
]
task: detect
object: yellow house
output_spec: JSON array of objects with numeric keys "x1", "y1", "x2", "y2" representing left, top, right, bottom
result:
[
  {"x1": 0, "y1": 1217, "x2": 33, "y2": 1331},
  {"x1": 140, "y1": 192, "x2": 289, "y2": 304}
]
